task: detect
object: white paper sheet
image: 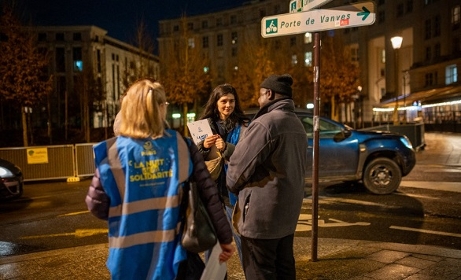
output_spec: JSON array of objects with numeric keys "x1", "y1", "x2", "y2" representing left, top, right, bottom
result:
[
  {"x1": 187, "y1": 119, "x2": 213, "y2": 145},
  {"x1": 200, "y1": 243, "x2": 227, "y2": 280}
]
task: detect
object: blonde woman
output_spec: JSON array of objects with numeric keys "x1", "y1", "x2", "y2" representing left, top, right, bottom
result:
[{"x1": 85, "y1": 79, "x2": 234, "y2": 280}]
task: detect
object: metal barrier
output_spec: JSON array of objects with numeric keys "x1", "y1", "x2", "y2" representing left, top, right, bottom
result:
[
  {"x1": 0, "y1": 145, "x2": 76, "y2": 181},
  {"x1": 75, "y1": 143, "x2": 96, "y2": 178},
  {"x1": 0, "y1": 143, "x2": 97, "y2": 182}
]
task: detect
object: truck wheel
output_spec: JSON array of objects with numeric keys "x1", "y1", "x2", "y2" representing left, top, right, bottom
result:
[{"x1": 363, "y1": 158, "x2": 401, "y2": 194}]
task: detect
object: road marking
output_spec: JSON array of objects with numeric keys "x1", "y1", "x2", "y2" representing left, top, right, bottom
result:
[
  {"x1": 401, "y1": 181, "x2": 461, "y2": 193},
  {"x1": 390, "y1": 226, "x2": 461, "y2": 238},
  {"x1": 316, "y1": 197, "x2": 401, "y2": 209},
  {"x1": 394, "y1": 192, "x2": 440, "y2": 200},
  {"x1": 20, "y1": 229, "x2": 108, "y2": 239},
  {"x1": 58, "y1": 211, "x2": 89, "y2": 217},
  {"x1": 297, "y1": 214, "x2": 370, "y2": 231}
]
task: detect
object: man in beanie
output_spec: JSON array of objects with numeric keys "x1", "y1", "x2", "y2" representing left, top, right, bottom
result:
[{"x1": 227, "y1": 74, "x2": 308, "y2": 279}]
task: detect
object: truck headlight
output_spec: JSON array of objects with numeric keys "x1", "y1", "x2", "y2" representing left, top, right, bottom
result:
[{"x1": 400, "y1": 136, "x2": 413, "y2": 149}]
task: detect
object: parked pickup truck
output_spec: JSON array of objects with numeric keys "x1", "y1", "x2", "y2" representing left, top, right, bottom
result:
[{"x1": 245, "y1": 108, "x2": 416, "y2": 194}]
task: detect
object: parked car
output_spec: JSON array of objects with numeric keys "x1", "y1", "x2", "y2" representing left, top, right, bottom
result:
[
  {"x1": 0, "y1": 158, "x2": 24, "y2": 200},
  {"x1": 244, "y1": 108, "x2": 416, "y2": 194}
]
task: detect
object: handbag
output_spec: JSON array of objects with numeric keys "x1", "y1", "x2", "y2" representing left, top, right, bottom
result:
[
  {"x1": 181, "y1": 181, "x2": 217, "y2": 253},
  {"x1": 204, "y1": 146, "x2": 223, "y2": 181},
  {"x1": 205, "y1": 156, "x2": 223, "y2": 181}
]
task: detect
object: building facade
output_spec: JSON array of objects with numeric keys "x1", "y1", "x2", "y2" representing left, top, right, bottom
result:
[
  {"x1": 158, "y1": 0, "x2": 460, "y2": 131},
  {"x1": 31, "y1": 25, "x2": 160, "y2": 130}
]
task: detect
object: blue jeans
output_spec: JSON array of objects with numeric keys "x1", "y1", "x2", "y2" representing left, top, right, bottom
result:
[
  {"x1": 225, "y1": 205, "x2": 243, "y2": 266},
  {"x1": 205, "y1": 205, "x2": 243, "y2": 267}
]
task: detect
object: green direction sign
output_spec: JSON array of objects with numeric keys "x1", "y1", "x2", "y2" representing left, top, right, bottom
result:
[
  {"x1": 289, "y1": 0, "x2": 335, "y2": 13},
  {"x1": 262, "y1": 1, "x2": 375, "y2": 38}
]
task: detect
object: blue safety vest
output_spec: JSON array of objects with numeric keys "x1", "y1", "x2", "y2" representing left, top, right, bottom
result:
[{"x1": 93, "y1": 130, "x2": 191, "y2": 280}]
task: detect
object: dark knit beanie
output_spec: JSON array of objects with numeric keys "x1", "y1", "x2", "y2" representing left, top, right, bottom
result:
[{"x1": 260, "y1": 74, "x2": 293, "y2": 97}]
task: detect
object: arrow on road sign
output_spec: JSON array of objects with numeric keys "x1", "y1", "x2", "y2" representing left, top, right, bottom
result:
[
  {"x1": 357, "y1": 6, "x2": 370, "y2": 20},
  {"x1": 261, "y1": 2, "x2": 375, "y2": 38}
]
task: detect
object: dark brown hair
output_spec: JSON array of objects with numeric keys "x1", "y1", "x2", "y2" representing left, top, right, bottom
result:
[{"x1": 200, "y1": 84, "x2": 248, "y2": 128}]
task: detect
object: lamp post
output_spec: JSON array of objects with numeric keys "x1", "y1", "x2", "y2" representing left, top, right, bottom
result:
[
  {"x1": 391, "y1": 36, "x2": 403, "y2": 125},
  {"x1": 357, "y1": 86, "x2": 363, "y2": 128},
  {"x1": 403, "y1": 70, "x2": 409, "y2": 124}
]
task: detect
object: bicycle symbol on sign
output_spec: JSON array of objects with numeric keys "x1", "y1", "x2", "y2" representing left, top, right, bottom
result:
[{"x1": 266, "y1": 20, "x2": 278, "y2": 33}]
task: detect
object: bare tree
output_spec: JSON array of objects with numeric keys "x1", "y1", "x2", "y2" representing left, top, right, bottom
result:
[
  {"x1": 74, "y1": 63, "x2": 105, "y2": 142},
  {"x1": 230, "y1": 34, "x2": 277, "y2": 108},
  {"x1": 230, "y1": 33, "x2": 312, "y2": 109},
  {"x1": 122, "y1": 18, "x2": 157, "y2": 89},
  {"x1": 160, "y1": 16, "x2": 212, "y2": 136},
  {"x1": 317, "y1": 34, "x2": 360, "y2": 121},
  {"x1": 0, "y1": 5, "x2": 52, "y2": 146}
]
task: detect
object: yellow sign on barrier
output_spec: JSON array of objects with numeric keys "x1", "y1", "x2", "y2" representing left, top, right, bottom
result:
[{"x1": 26, "y1": 148, "x2": 49, "y2": 164}]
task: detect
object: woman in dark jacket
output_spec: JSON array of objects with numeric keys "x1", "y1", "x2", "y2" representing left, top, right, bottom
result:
[{"x1": 197, "y1": 84, "x2": 249, "y2": 264}]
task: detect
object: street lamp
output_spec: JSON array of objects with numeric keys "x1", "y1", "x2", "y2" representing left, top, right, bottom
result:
[
  {"x1": 403, "y1": 70, "x2": 409, "y2": 124},
  {"x1": 391, "y1": 36, "x2": 403, "y2": 125}
]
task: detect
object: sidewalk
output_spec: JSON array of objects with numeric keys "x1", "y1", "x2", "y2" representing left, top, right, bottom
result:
[
  {"x1": 1, "y1": 132, "x2": 460, "y2": 280},
  {"x1": 1, "y1": 237, "x2": 460, "y2": 280}
]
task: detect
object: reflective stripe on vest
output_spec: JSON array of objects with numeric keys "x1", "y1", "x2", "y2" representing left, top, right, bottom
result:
[{"x1": 93, "y1": 130, "x2": 191, "y2": 280}]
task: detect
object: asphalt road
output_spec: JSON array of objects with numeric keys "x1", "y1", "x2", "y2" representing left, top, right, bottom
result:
[
  {"x1": 1, "y1": 173, "x2": 460, "y2": 258},
  {"x1": 301, "y1": 182, "x2": 461, "y2": 249},
  {"x1": 1, "y1": 132, "x2": 460, "y2": 257},
  {"x1": 0, "y1": 180, "x2": 107, "y2": 256}
]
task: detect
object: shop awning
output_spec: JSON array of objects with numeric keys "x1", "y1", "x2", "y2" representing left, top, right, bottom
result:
[{"x1": 378, "y1": 85, "x2": 461, "y2": 108}]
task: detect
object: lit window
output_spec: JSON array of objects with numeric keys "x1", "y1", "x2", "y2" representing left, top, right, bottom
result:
[
  {"x1": 73, "y1": 47, "x2": 83, "y2": 72},
  {"x1": 304, "y1": 52, "x2": 312, "y2": 66},
  {"x1": 445, "y1": 65, "x2": 458, "y2": 85},
  {"x1": 232, "y1": 32, "x2": 238, "y2": 44},
  {"x1": 188, "y1": 38, "x2": 195, "y2": 48},
  {"x1": 304, "y1": 33, "x2": 312, "y2": 44},
  {"x1": 291, "y1": 54, "x2": 297, "y2": 65},
  {"x1": 452, "y1": 5, "x2": 460, "y2": 25},
  {"x1": 74, "y1": 61, "x2": 83, "y2": 72}
]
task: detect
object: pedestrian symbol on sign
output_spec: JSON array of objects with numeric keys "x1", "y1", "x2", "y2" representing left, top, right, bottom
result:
[{"x1": 266, "y1": 19, "x2": 278, "y2": 34}]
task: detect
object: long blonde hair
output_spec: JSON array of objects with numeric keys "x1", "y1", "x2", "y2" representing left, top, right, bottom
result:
[{"x1": 118, "y1": 79, "x2": 167, "y2": 139}]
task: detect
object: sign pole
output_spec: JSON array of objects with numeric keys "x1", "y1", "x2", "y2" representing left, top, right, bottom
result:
[{"x1": 311, "y1": 31, "x2": 321, "y2": 262}]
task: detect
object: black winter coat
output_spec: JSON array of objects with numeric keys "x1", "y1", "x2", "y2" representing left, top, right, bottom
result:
[{"x1": 85, "y1": 137, "x2": 233, "y2": 245}]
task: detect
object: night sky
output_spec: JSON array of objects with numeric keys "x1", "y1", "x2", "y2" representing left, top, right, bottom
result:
[{"x1": 14, "y1": 0, "x2": 248, "y2": 51}]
